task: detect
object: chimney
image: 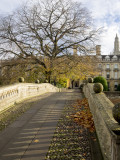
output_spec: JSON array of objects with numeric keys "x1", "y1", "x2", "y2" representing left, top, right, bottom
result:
[
  {"x1": 96, "y1": 45, "x2": 101, "y2": 55},
  {"x1": 73, "y1": 45, "x2": 77, "y2": 55}
]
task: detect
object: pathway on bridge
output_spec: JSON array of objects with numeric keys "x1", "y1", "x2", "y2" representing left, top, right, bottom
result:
[{"x1": 0, "y1": 89, "x2": 83, "y2": 160}]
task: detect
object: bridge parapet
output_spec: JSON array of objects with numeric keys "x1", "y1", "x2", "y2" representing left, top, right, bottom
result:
[
  {"x1": 0, "y1": 83, "x2": 59, "y2": 113},
  {"x1": 83, "y1": 83, "x2": 120, "y2": 160}
]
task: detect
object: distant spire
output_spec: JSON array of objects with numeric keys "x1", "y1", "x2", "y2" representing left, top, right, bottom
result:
[{"x1": 114, "y1": 33, "x2": 119, "y2": 55}]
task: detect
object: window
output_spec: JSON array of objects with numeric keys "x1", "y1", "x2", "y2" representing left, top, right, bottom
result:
[
  {"x1": 114, "y1": 82, "x2": 118, "y2": 89},
  {"x1": 99, "y1": 64, "x2": 102, "y2": 68},
  {"x1": 106, "y1": 64, "x2": 110, "y2": 68},
  {"x1": 114, "y1": 64, "x2": 118, "y2": 69},
  {"x1": 106, "y1": 72, "x2": 110, "y2": 79},
  {"x1": 115, "y1": 72, "x2": 118, "y2": 79}
]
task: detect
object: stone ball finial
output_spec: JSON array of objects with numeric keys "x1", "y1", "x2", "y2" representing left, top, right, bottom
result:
[
  {"x1": 88, "y1": 77, "x2": 93, "y2": 83},
  {"x1": 35, "y1": 79, "x2": 40, "y2": 83},
  {"x1": 18, "y1": 77, "x2": 24, "y2": 83},
  {"x1": 93, "y1": 83, "x2": 103, "y2": 93},
  {"x1": 112, "y1": 103, "x2": 120, "y2": 124}
]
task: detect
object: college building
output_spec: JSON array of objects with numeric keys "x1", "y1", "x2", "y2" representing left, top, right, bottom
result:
[
  {"x1": 67, "y1": 34, "x2": 120, "y2": 91},
  {"x1": 97, "y1": 34, "x2": 120, "y2": 91}
]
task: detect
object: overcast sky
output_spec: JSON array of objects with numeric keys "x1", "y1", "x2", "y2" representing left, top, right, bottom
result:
[{"x1": 0, "y1": 0, "x2": 120, "y2": 55}]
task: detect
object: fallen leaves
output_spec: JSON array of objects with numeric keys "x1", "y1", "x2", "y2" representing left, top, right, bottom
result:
[
  {"x1": 34, "y1": 139, "x2": 39, "y2": 143},
  {"x1": 46, "y1": 99, "x2": 92, "y2": 160},
  {"x1": 71, "y1": 98, "x2": 95, "y2": 132}
]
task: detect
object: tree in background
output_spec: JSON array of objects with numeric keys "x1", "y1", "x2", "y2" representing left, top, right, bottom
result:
[
  {"x1": 93, "y1": 76, "x2": 108, "y2": 91},
  {"x1": 0, "y1": 0, "x2": 100, "y2": 83},
  {"x1": 0, "y1": 58, "x2": 47, "y2": 85},
  {"x1": 52, "y1": 54, "x2": 98, "y2": 81}
]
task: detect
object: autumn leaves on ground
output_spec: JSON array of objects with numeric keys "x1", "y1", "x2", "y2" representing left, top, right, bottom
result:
[
  {"x1": 71, "y1": 98, "x2": 95, "y2": 133},
  {"x1": 46, "y1": 98, "x2": 96, "y2": 160}
]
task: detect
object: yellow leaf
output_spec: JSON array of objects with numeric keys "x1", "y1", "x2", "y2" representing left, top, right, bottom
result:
[{"x1": 34, "y1": 139, "x2": 39, "y2": 143}]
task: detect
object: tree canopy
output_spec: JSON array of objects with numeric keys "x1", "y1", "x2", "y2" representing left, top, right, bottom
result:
[{"x1": 0, "y1": 0, "x2": 100, "y2": 82}]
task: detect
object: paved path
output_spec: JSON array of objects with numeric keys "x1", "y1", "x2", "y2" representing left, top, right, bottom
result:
[{"x1": 0, "y1": 89, "x2": 82, "y2": 160}]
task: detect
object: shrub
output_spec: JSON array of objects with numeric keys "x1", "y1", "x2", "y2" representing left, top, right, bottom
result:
[
  {"x1": 56, "y1": 78, "x2": 67, "y2": 88},
  {"x1": 93, "y1": 76, "x2": 108, "y2": 91},
  {"x1": 117, "y1": 84, "x2": 120, "y2": 91}
]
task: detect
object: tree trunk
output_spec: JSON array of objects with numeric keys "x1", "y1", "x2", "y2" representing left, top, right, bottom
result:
[{"x1": 45, "y1": 71, "x2": 52, "y2": 83}]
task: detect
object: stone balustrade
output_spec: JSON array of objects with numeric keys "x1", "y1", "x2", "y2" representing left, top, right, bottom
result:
[
  {"x1": 0, "y1": 83, "x2": 59, "y2": 113},
  {"x1": 83, "y1": 83, "x2": 120, "y2": 160}
]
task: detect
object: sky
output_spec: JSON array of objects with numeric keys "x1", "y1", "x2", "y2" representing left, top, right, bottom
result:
[{"x1": 0, "y1": 0, "x2": 120, "y2": 55}]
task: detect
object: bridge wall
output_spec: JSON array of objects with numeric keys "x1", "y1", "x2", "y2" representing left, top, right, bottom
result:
[
  {"x1": 104, "y1": 91, "x2": 120, "y2": 98},
  {"x1": 0, "y1": 83, "x2": 59, "y2": 113},
  {"x1": 83, "y1": 83, "x2": 120, "y2": 160}
]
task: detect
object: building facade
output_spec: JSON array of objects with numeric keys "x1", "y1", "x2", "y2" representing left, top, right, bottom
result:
[{"x1": 97, "y1": 34, "x2": 120, "y2": 91}]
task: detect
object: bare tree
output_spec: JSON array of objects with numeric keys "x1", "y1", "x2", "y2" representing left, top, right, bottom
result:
[{"x1": 0, "y1": 0, "x2": 100, "y2": 82}]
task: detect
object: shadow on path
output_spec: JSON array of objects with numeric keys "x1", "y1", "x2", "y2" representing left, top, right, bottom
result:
[{"x1": 0, "y1": 89, "x2": 82, "y2": 160}]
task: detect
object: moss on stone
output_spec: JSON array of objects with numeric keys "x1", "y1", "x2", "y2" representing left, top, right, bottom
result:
[{"x1": 93, "y1": 83, "x2": 103, "y2": 93}]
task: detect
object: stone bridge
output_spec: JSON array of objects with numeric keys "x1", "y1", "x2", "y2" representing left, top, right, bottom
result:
[
  {"x1": 0, "y1": 83, "x2": 59, "y2": 113},
  {"x1": 0, "y1": 82, "x2": 120, "y2": 160},
  {"x1": 83, "y1": 83, "x2": 120, "y2": 160}
]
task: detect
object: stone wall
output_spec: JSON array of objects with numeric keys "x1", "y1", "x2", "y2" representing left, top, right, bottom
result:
[
  {"x1": 104, "y1": 91, "x2": 120, "y2": 98},
  {"x1": 83, "y1": 83, "x2": 120, "y2": 160},
  {"x1": 0, "y1": 83, "x2": 59, "y2": 113}
]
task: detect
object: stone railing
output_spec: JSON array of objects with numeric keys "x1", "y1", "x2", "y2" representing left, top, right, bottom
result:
[
  {"x1": 0, "y1": 83, "x2": 59, "y2": 113},
  {"x1": 83, "y1": 83, "x2": 120, "y2": 160}
]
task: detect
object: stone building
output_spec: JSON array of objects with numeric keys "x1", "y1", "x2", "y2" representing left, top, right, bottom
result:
[
  {"x1": 97, "y1": 34, "x2": 120, "y2": 91},
  {"x1": 67, "y1": 34, "x2": 120, "y2": 90}
]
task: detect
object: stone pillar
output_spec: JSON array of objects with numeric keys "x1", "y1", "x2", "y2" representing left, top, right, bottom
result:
[{"x1": 73, "y1": 45, "x2": 77, "y2": 55}]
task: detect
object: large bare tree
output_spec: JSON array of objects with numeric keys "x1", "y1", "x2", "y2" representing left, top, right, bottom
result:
[{"x1": 0, "y1": 0, "x2": 100, "y2": 82}]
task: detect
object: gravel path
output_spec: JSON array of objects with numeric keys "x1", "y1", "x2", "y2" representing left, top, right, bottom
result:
[{"x1": 46, "y1": 99, "x2": 93, "y2": 160}]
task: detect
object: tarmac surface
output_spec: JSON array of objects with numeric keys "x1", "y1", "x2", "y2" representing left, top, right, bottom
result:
[{"x1": 0, "y1": 89, "x2": 82, "y2": 160}]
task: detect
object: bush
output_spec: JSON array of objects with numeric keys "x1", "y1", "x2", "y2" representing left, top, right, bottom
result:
[
  {"x1": 56, "y1": 78, "x2": 67, "y2": 88},
  {"x1": 93, "y1": 76, "x2": 108, "y2": 91},
  {"x1": 117, "y1": 84, "x2": 120, "y2": 91}
]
